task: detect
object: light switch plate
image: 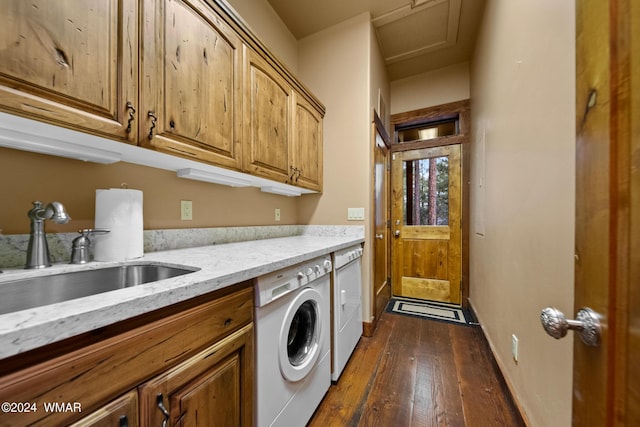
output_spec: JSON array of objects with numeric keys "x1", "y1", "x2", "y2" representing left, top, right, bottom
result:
[
  {"x1": 181, "y1": 200, "x2": 193, "y2": 220},
  {"x1": 347, "y1": 207, "x2": 365, "y2": 221},
  {"x1": 275, "y1": 208, "x2": 281, "y2": 221}
]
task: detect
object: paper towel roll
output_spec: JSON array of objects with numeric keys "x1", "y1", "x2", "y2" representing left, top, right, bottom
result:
[{"x1": 94, "y1": 189, "x2": 143, "y2": 261}]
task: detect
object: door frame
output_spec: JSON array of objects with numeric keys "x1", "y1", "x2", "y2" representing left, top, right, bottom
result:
[
  {"x1": 390, "y1": 99, "x2": 471, "y2": 307},
  {"x1": 367, "y1": 112, "x2": 391, "y2": 337}
]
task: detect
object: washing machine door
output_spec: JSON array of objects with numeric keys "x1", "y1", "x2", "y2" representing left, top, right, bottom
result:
[{"x1": 279, "y1": 286, "x2": 324, "y2": 382}]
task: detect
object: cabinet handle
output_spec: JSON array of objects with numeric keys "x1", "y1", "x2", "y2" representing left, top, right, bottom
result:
[
  {"x1": 156, "y1": 393, "x2": 170, "y2": 427},
  {"x1": 289, "y1": 166, "x2": 302, "y2": 183},
  {"x1": 148, "y1": 111, "x2": 158, "y2": 140},
  {"x1": 125, "y1": 102, "x2": 136, "y2": 134},
  {"x1": 119, "y1": 415, "x2": 128, "y2": 427}
]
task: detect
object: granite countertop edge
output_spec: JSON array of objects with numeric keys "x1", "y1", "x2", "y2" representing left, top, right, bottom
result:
[{"x1": 0, "y1": 235, "x2": 364, "y2": 360}]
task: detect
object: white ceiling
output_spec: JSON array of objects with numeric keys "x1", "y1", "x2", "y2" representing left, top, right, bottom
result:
[{"x1": 266, "y1": 0, "x2": 486, "y2": 81}]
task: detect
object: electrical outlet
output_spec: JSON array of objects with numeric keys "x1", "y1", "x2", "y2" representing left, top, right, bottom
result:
[
  {"x1": 275, "y1": 208, "x2": 281, "y2": 221},
  {"x1": 512, "y1": 334, "x2": 519, "y2": 363},
  {"x1": 181, "y1": 200, "x2": 193, "y2": 220}
]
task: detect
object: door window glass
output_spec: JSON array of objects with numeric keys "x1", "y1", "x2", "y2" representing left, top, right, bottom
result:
[
  {"x1": 396, "y1": 119, "x2": 458, "y2": 143},
  {"x1": 287, "y1": 300, "x2": 318, "y2": 366},
  {"x1": 402, "y1": 156, "x2": 449, "y2": 225}
]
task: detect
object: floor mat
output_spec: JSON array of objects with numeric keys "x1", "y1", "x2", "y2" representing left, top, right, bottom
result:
[{"x1": 386, "y1": 297, "x2": 478, "y2": 326}]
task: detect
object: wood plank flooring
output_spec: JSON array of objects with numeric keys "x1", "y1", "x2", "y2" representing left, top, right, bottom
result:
[{"x1": 309, "y1": 310, "x2": 525, "y2": 427}]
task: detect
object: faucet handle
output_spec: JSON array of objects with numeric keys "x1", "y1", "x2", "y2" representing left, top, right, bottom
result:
[
  {"x1": 70, "y1": 229, "x2": 110, "y2": 264},
  {"x1": 78, "y1": 228, "x2": 110, "y2": 238}
]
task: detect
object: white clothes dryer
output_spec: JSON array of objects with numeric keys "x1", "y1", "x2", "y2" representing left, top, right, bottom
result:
[
  {"x1": 331, "y1": 244, "x2": 363, "y2": 382},
  {"x1": 254, "y1": 255, "x2": 332, "y2": 427}
]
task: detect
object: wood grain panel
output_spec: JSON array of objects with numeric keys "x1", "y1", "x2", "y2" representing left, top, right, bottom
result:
[
  {"x1": 401, "y1": 239, "x2": 448, "y2": 280},
  {"x1": 402, "y1": 226, "x2": 450, "y2": 240},
  {"x1": 243, "y1": 49, "x2": 292, "y2": 182},
  {"x1": 0, "y1": 0, "x2": 138, "y2": 141},
  {"x1": 140, "y1": 0, "x2": 243, "y2": 168},
  {"x1": 139, "y1": 324, "x2": 253, "y2": 426},
  {"x1": 292, "y1": 94, "x2": 323, "y2": 191},
  {"x1": 401, "y1": 277, "x2": 451, "y2": 302}
]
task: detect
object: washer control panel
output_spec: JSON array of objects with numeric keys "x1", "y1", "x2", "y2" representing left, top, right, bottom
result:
[{"x1": 254, "y1": 255, "x2": 332, "y2": 307}]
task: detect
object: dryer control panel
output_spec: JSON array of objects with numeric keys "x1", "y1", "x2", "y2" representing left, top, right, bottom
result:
[{"x1": 333, "y1": 245, "x2": 363, "y2": 270}]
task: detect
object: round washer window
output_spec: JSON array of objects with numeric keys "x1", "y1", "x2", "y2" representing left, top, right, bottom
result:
[
  {"x1": 288, "y1": 300, "x2": 318, "y2": 366},
  {"x1": 279, "y1": 287, "x2": 324, "y2": 382}
]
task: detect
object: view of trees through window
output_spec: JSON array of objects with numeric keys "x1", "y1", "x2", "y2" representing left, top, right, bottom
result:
[{"x1": 402, "y1": 156, "x2": 449, "y2": 225}]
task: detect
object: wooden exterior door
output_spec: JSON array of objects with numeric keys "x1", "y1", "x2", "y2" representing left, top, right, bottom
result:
[{"x1": 391, "y1": 144, "x2": 462, "y2": 304}]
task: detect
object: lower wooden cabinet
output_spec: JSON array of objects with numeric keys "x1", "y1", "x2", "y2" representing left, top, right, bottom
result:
[
  {"x1": 139, "y1": 325, "x2": 253, "y2": 426},
  {"x1": 0, "y1": 283, "x2": 253, "y2": 427}
]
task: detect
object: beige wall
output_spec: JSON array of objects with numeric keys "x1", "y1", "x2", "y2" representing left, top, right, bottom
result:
[
  {"x1": 225, "y1": 0, "x2": 298, "y2": 71},
  {"x1": 469, "y1": 0, "x2": 575, "y2": 425},
  {"x1": 0, "y1": 147, "x2": 299, "y2": 235},
  {"x1": 297, "y1": 13, "x2": 388, "y2": 322},
  {"x1": 390, "y1": 62, "x2": 470, "y2": 114}
]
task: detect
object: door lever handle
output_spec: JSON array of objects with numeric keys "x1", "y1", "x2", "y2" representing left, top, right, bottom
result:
[{"x1": 540, "y1": 307, "x2": 601, "y2": 346}]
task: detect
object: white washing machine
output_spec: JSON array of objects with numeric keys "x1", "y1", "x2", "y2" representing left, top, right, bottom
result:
[
  {"x1": 254, "y1": 255, "x2": 332, "y2": 427},
  {"x1": 331, "y1": 244, "x2": 363, "y2": 382}
]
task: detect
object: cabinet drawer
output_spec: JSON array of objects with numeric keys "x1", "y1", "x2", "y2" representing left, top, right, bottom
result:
[
  {"x1": 68, "y1": 389, "x2": 138, "y2": 427},
  {"x1": 0, "y1": 284, "x2": 253, "y2": 427}
]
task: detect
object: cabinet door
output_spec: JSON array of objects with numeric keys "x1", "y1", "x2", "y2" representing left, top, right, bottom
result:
[
  {"x1": 243, "y1": 49, "x2": 293, "y2": 183},
  {"x1": 292, "y1": 94, "x2": 323, "y2": 191},
  {"x1": 141, "y1": 0, "x2": 243, "y2": 169},
  {"x1": 0, "y1": 0, "x2": 138, "y2": 142},
  {"x1": 68, "y1": 390, "x2": 138, "y2": 427},
  {"x1": 139, "y1": 324, "x2": 253, "y2": 427}
]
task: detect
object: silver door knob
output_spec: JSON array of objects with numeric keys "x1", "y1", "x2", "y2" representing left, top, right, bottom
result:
[
  {"x1": 375, "y1": 234, "x2": 384, "y2": 240},
  {"x1": 540, "y1": 307, "x2": 601, "y2": 347},
  {"x1": 394, "y1": 230, "x2": 400, "y2": 237}
]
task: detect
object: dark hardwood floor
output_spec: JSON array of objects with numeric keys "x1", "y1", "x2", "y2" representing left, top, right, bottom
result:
[{"x1": 309, "y1": 309, "x2": 525, "y2": 427}]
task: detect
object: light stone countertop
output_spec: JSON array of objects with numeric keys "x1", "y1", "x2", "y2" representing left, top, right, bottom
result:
[{"x1": 0, "y1": 234, "x2": 364, "y2": 360}]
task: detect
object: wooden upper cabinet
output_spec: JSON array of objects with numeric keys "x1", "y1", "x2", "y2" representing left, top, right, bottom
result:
[
  {"x1": 0, "y1": 0, "x2": 138, "y2": 142},
  {"x1": 293, "y1": 94, "x2": 323, "y2": 191},
  {"x1": 243, "y1": 49, "x2": 294, "y2": 183},
  {"x1": 140, "y1": 0, "x2": 243, "y2": 169}
]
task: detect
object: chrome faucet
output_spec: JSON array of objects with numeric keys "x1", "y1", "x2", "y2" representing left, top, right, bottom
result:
[{"x1": 26, "y1": 201, "x2": 71, "y2": 269}]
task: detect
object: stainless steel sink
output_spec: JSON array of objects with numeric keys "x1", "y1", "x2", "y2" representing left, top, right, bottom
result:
[{"x1": 0, "y1": 263, "x2": 199, "y2": 315}]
